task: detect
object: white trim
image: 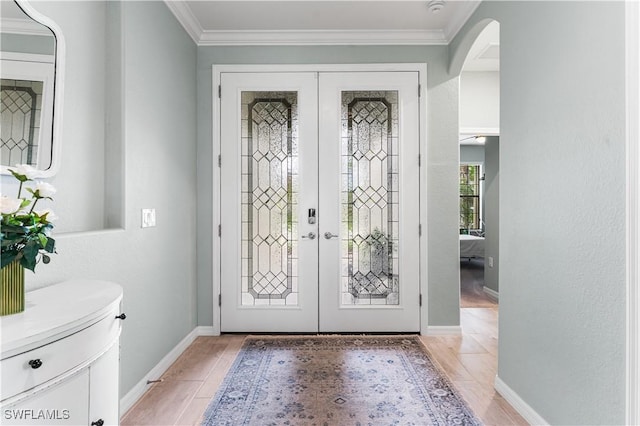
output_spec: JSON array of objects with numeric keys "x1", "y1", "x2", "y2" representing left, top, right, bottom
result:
[
  {"x1": 163, "y1": 0, "x2": 202, "y2": 44},
  {"x1": 483, "y1": 286, "x2": 499, "y2": 302},
  {"x1": 213, "y1": 63, "x2": 428, "y2": 334},
  {"x1": 495, "y1": 376, "x2": 550, "y2": 426},
  {"x1": 460, "y1": 127, "x2": 500, "y2": 137},
  {"x1": 195, "y1": 326, "x2": 218, "y2": 336},
  {"x1": 0, "y1": 17, "x2": 54, "y2": 37},
  {"x1": 120, "y1": 327, "x2": 202, "y2": 414},
  {"x1": 212, "y1": 67, "x2": 223, "y2": 336},
  {"x1": 0, "y1": 51, "x2": 54, "y2": 64},
  {"x1": 165, "y1": 1, "x2": 479, "y2": 47},
  {"x1": 423, "y1": 326, "x2": 462, "y2": 335},
  {"x1": 418, "y1": 67, "x2": 429, "y2": 337},
  {"x1": 213, "y1": 63, "x2": 429, "y2": 74},
  {"x1": 199, "y1": 29, "x2": 447, "y2": 46},
  {"x1": 626, "y1": 1, "x2": 640, "y2": 424}
]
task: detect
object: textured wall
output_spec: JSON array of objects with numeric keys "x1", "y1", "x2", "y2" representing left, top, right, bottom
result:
[
  {"x1": 451, "y1": 1, "x2": 626, "y2": 424},
  {"x1": 9, "y1": 1, "x2": 199, "y2": 397},
  {"x1": 483, "y1": 136, "x2": 499, "y2": 293}
]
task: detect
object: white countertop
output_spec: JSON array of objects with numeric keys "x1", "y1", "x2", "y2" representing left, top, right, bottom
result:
[{"x1": 0, "y1": 280, "x2": 123, "y2": 359}]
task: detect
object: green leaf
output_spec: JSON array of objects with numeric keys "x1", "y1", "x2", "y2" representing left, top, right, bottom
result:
[
  {"x1": 20, "y1": 254, "x2": 36, "y2": 272},
  {"x1": 20, "y1": 241, "x2": 39, "y2": 272},
  {"x1": 1, "y1": 252, "x2": 18, "y2": 268},
  {"x1": 8, "y1": 169, "x2": 29, "y2": 182},
  {"x1": 45, "y1": 237, "x2": 56, "y2": 253},
  {"x1": 38, "y1": 234, "x2": 48, "y2": 248}
]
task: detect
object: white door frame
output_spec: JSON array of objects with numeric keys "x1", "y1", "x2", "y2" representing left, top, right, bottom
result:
[
  {"x1": 626, "y1": 1, "x2": 640, "y2": 423},
  {"x1": 211, "y1": 63, "x2": 428, "y2": 335}
]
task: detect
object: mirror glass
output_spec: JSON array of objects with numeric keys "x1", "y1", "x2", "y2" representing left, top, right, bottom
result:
[{"x1": 0, "y1": 0, "x2": 61, "y2": 176}]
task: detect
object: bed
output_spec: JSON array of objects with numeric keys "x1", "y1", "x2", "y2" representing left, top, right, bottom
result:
[{"x1": 460, "y1": 234, "x2": 485, "y2": 259}]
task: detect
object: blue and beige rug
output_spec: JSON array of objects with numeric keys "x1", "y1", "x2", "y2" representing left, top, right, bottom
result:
[{"x1": 202, "y1": 335, "x2": 482, "y2": 425}]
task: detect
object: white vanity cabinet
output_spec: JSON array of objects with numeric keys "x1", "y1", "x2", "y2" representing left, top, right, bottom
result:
[{"x1": 0, "y1": 280, "x2": 124, "y2": 426}]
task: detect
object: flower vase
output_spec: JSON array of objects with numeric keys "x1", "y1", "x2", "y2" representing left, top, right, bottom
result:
[{"x1": 1, "y1": 260, "x2": 25, "y2": 316}]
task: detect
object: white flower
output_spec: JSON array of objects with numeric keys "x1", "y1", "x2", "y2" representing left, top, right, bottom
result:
[
  {"x1": 35, "y1": 208, "x2": 58, "y2": 222},
  {"x1": 34, "y1": 181, "x2": 57, "y2": 198},
  {"x1": 0, "y1": 196, "x2": 22, "y2": 214},
  {"x1": 9, "y1": 164, "x2": 40, "y2": 180}
]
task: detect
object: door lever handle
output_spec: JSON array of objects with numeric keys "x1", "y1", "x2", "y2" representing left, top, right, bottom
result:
[
  {"x1": 302, "y1": 232, "x2": 316, "y2": 240},
  {"x1": 324, "y1": 232, "x2": 339, "y2": 240}
]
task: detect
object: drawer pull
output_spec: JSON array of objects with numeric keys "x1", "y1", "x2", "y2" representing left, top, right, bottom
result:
[
  {"x1": 115, "y1": 313, "x2": 127, "y2": 320},
  {"x1": 28, "y1": 359, "x2": 43, "y2": 369},
  {"x1": 91, "y1": 420, "x2": 104, "y2": 426}
]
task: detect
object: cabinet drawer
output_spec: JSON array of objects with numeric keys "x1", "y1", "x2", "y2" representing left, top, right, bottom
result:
[
  {"x1": 2, "y1": 369, "x2": 89, "y2": 425},
  {"x1": 1, "y1": 311, "x2": 120, "y2": 401}
]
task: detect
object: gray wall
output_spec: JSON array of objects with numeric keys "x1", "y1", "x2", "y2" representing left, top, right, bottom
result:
[
  {"x1": 460, "y1": 144, "x2": 485, "y2": 164},
  {"x1": 2, "y1": 0, "x2": 199, "y2": 397},
  {"x1": 452, "y1": 2, "x2": 626, "y2": 424},
  {"x1": 196, "y1": 46, "x2": 462, "y2": 328},
  {"x1": 483, "y1": 136, "x2": 499, "y2": 293},
  {"x1": 1, "y1": 33, "x2": 55, "y2": 56}
]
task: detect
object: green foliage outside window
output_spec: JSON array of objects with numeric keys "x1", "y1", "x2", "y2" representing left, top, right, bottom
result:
[{"x1": 460, "y1": 165, "x2": 480, "y2": 233}]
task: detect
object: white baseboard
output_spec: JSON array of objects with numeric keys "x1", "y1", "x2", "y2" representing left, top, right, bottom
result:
[
  {"x1": 195, "y1": 326, "x2": 218, "y2": 336},
  {"x1": 483, "y1": 286, "x2": 499, "y2": 301},
  {"x1": 494, "y1": 375, "x2": 549, "y2": 426},
  {"x1": 422, "y1": 325, "x2": 462, "y2": 335},
  {"x1": 120, "y1": 326, "x2": 220, "y2": 414}
]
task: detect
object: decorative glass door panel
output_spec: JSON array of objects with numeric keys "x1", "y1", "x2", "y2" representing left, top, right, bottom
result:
[
  {"x1": 318, "y1": 72, "x2": 420, "y2": 333},
  {"x1": 220, "y1": 73, "x2": 318, "y2": 332},
  {"x1": 220, "y1": 70, "x2": 420, "y2": 333},
  {"x1": 241, "y1": 91, "x2": 299, "y2": 307},
  {"x1": 341, "y1": 91, "x2": 399, "y2": 306}
]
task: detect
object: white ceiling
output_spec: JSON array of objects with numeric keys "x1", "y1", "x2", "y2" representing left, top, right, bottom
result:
[
  {"x1": 165, "y1": 0, "x2": 492, "y2": 47},
  {"x1": 1, "y1": 0, "x2": 499, "y2": 70}
]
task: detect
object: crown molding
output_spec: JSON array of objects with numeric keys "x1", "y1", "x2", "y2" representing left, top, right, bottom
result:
[
  {"x1": 164, "y1": 1, "x2": 472, "y2": 46},
  {"x1": 163, "y1": 0, "x2": 203, "y2": 44},
  {"x1": 198, "y1": 29, "x2": 447, "y2": 46},
  {"x1": 0, "y1": 17, "x2": 54, "y2": 36}
]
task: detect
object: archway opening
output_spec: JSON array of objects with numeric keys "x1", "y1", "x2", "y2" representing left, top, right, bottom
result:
[{"x1": 457, "y1": 20, "x2": 500, "y2": 310}]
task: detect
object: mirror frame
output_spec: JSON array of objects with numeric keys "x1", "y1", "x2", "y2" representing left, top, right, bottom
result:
[{"x1": 1, "y1": 0, "x2": 65, "y2": 177}]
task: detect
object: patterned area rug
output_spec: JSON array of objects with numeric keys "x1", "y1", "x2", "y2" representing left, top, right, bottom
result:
[{"x1": 202, "y1": 335, "x2": 482, "y2": 425}]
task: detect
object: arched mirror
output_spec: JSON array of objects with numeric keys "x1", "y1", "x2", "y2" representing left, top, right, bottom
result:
[{"x1": 0, "y1": 0, "x2": 64, "y2": 177}]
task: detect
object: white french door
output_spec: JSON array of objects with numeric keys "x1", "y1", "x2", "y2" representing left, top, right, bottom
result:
[{"x1": 220, "y1": 70, "x2": 421, "y2": 333}]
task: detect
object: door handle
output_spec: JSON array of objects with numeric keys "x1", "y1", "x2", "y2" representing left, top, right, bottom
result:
[
  {"x1": 302, "y1": 232, "x2": 316, "y2": 240},
  {"x1": 324, "y1": 232, "x2": 339, "y2": 240}
]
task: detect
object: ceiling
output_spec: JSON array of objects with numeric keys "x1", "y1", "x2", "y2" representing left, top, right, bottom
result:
[
  {"x1": 165, "y1": 1, "x2": 495, "y2": 49},
  {"x1": 1, "y1": 0, "x2": 499, "y2": 70},
  {"x1": 165, "y1": 0, "x2": 498, "y2": 69}
]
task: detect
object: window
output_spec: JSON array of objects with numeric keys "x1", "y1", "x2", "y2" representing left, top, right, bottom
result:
[{"x1": 460, "y1": 164, "x2": 481, "y2": 232}]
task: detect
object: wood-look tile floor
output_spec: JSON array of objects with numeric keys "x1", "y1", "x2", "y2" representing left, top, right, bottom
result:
[{"x1": 122, "y1": 262, "x2": 526, "y2": 425}]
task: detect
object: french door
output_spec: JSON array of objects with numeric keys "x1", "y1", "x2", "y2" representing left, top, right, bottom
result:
[{"x1": 220, "y1": 70, "x2": 421, "y2": 333}]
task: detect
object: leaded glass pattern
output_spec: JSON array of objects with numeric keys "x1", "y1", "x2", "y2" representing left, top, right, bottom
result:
[
  {"x1": 241, "y1": 91, "x2": 299, "y2": 306},
  {"x1": 341, "y1": 91, "x2": 399, "y2": 306},
  {"x1": 0, "y1": 79, "x2": 43, "y2": 167}
]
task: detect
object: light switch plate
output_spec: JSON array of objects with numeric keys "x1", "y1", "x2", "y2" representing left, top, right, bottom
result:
[{"x1": 142, "y1": 208, "x2": 156, "y2": 228}]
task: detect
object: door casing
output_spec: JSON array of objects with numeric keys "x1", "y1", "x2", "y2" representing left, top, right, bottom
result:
[{"x1": 211, "y1": 63, "x2": 428, "y2": 335}]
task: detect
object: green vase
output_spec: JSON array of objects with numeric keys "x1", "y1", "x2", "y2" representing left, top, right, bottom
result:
[{"x1": 1, "y1": 260, "x2": 25, "y2": 316}]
